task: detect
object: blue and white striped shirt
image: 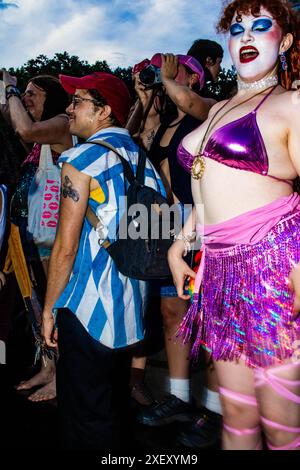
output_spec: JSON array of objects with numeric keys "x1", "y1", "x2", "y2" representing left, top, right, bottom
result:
[{"x1": 54, "y1": 128, "x2": 165, "y2": 349}]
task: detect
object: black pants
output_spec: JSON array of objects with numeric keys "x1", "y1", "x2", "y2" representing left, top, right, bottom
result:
[{"x1": 56, "y1": 309, "x2": 132, "y2": 451}]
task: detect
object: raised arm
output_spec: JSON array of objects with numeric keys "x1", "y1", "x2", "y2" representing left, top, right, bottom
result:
[
  {"x1": 2, "y1": 69, "x2": 70, "y2": 146},
  {"x1": 42, "y1": 162, "x2": 91, "y2": 347},
  {"x1": 160, "y1": 54, "x2": 215, "y2": 121}
]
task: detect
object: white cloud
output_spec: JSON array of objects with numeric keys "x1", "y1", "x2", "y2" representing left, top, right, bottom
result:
[{"x1": 0, "y1": 0, "x2": 232, "y2": 70}]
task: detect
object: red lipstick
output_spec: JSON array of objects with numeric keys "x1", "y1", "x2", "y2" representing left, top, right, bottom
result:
[{"x1": 240, "y1": 46, "x2": 259, "y2": 63}]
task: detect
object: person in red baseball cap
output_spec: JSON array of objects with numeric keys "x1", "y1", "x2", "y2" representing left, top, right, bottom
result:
[
  {"x1": 60, "y1": 71, "x2": 132, "y2": 127},
  {"x1": 41, "y1": 70, "x2": 164, "y2": 450}
]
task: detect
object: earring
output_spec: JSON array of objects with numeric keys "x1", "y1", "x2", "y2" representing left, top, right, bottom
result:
[{"x1": 280, "y1": 52, "x2": 288, "y2": 72}]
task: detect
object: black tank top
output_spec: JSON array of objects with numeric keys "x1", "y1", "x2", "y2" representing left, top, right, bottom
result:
[{"x1": 148, "y1": 115, "x2": 201, "y2": 205}]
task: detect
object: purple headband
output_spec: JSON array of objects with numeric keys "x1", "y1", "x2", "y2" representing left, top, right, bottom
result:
[{"x1": 150, "y1": 53, "x2": 205, "y2": 90}]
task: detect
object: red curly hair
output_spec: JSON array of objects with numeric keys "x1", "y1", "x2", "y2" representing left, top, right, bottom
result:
[{"x1": 218, "y1": 0, "x2": 300, "y2": 89}]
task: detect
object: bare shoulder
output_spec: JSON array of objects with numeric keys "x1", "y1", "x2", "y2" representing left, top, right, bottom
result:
[
  {"x1": 207, "y1": 98, "x2": 228, "y2": 117},
  {"x1": 270, "y1": 89, "x2": 300, "y2": 132},
  {"x1": 272, "y1": 88, "x2": 300, "y2": 112},
  {"x1": 285, "y1": 89, "x2": 300, "y2": 116},
  {"x1": 62, "y1": 162, "x2": 90, "y2": 182},
  {"x1": 202, "y1": 97, "x2": 217, "y2": 111}
]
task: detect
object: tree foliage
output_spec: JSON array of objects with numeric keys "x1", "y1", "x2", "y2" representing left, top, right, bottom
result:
[
  {"x1": 8, "y1": 51, "x2": 236, "y2": 100},
  {"x1": 8, "y1": 51, "x2": 134, "y2": 95},
  {"x1": 206, "y1": 67, "x2": 237, "y2": 100}
]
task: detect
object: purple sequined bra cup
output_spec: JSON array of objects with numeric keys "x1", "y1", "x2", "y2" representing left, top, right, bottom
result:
[{"x1": 177, "y1": 86, "x2": 292, "y2": 185}]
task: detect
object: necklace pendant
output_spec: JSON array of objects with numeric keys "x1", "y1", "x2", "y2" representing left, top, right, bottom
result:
[{"x1": 191, "y1": 154, "x2": 206, "y2": 180}]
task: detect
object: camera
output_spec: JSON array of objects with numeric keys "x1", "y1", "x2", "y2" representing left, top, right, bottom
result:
[{"x1": 139, "y1": 64, "x2": 162, "y2": 88}]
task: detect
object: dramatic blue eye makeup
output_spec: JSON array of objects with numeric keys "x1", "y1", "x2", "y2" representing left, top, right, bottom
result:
[
  {"x1": 252, "y1": 18, "x2": 273, "y2": 32},
  {"x1": 230, "y1": 23, "x2": 245, "y2": 36}
]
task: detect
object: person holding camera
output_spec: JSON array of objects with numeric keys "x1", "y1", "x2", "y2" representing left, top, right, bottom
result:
[
  {"x1": 128, "y1": 53, "x2": 222, "y2": 442},
  {"x1": 126, "y1": 62, "x2": 166, "y2": 154}
]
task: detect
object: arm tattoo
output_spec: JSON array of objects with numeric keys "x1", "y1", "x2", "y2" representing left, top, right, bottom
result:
[{"x1": 62, "y1": 175, "x2": 80, "y2": 202}]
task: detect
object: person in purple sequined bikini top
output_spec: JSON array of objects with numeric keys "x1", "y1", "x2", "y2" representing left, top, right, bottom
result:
[
  {"x1": 169, "y1": 0, "x2": 300, "y2": 451},
  {"x1": 177, "y1": 84, "x2": 292, "y2": 185}
]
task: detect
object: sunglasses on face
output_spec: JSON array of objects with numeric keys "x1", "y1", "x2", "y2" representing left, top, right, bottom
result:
[{"x1": 71, "y1": 95, "x2": 103, "y2": 109}]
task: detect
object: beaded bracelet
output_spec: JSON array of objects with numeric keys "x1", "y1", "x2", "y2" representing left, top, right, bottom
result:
[{"x1": 174, "y1": 231, "x2": 196, "y2": 257}]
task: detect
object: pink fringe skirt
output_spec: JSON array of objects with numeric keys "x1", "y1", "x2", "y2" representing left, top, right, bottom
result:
[{"x1": 180, "y1": 211, "x2": 300, "y2": 368}]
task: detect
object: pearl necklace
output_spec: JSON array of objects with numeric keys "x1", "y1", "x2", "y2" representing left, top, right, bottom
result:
[{"x1": 237, "y1": 74, "x2": 278, "y2": 91}]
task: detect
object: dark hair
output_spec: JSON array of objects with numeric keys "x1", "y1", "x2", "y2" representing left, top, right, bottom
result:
[
  {"x1": 188, "y1": 39, "x2": 224, "y2": 83},
  {"x1": 153, "y1": 87, "x2": 166, "y2": 116},
  {"x1": 217, "y1": 0, "x2": 300, "y2": 89},
  {"x1": 0, "y1": 114, "x2": 27, "y2": 186},
  {"x1": 29, "y1": 75, "x2": 70, "y2": 121},
  {"x1": 89, "y1": 88, "x2": 121, "y2": 126}
]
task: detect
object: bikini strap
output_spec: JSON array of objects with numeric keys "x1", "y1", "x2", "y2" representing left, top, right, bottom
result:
[
  {"x1": 198, "y1": 86, "x2": 276, "y2": 156},
  {"x1": 253, "y1": 85, "x2": 277, "y2": 112}
]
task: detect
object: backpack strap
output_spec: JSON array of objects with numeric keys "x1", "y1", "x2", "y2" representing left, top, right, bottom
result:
[
  {"x1": 91, "y1": 139, "x2": 135, "y2": 185},
  {"x1": 136, "y1": 148, "x2": 146, "y2": 186},
  {"x1": 84, "y1": 139, "x2": 145, "y2": 230},
  {"x1": 85, "y1": 206, "x2": 113, "y2": 250},
  {"x1": 86, "y1": 206, "x2": 99, "y2": 229}
]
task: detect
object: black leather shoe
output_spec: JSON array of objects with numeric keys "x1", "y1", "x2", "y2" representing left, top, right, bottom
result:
[
  {"x1": 176, "y1": 407, "x2": 222, "y2": 449},
  {"x1": 137, "y1": 394, "x2": 194, "y2": 426}
]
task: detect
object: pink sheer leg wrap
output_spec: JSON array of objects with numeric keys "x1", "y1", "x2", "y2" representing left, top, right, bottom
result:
[
  {"x1": 220, "y1": 387, "x2": 262, "y2": 449},
  {"x1": 255, "y1": 362, "x2": 300, "y2": 450},
  {"x1": 219, "y1": 387, "x2": 258, "y2": 407}
]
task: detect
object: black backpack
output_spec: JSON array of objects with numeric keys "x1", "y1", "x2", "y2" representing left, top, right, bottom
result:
[{"x1": 85, "y1": 140, "x2": 174, "y2": 281}]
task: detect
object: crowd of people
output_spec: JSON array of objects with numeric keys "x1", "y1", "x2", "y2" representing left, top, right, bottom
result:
[{"x1": 0, "y1": 0, "x2": 300, "y2": 452}]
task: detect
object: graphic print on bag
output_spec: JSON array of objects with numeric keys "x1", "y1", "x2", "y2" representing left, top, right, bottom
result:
[
  {"x1": 41, "y1": 179, "x2": 60, "y2": 229},
  {"x1": 27, "y1": 144, "x2": 61, "y2": 247}
]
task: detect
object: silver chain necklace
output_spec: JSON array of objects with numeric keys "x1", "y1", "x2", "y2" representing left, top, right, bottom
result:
[{"x1": 237, "y1": 74, "x2": 278, "y2": 91}]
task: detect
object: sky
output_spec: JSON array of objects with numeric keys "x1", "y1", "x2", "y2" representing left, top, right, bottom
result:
[{"x1": 0, "y1": 0, "x2": 233, "y2": 70}]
